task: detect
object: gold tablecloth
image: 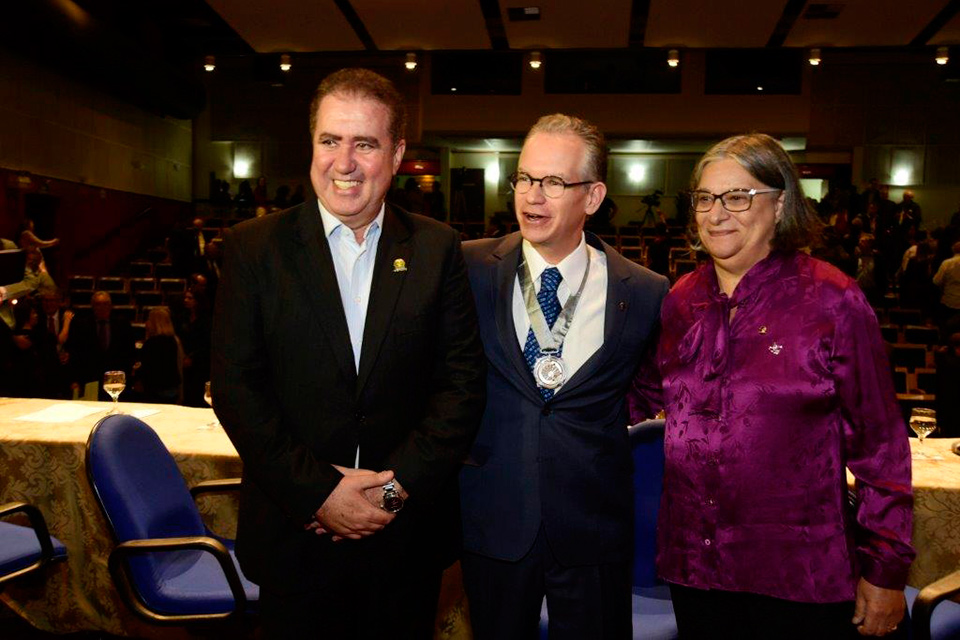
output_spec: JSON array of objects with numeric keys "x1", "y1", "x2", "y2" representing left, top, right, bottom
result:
[
  {"x1": 0, "y1": 397, "x2": 471, "y2": 638},
  {"x1": 906, "y1": 437, "x2": 960, "y2": 589}
]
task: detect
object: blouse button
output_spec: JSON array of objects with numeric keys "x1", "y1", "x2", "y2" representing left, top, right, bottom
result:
[{"x1": 703, "y1": 538, "x2": 712, "y2": 546}]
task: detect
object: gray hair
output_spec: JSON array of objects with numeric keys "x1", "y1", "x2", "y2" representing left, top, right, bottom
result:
[{"x1": 525, "y1": 114, "x2": 608, "y2": 183}]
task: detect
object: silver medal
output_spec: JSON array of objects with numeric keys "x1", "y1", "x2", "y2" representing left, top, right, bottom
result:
[{"x1": 533, "y1": 354, "x2": 566, "y2": 389}]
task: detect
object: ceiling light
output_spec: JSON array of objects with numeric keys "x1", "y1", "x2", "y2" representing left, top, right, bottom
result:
[
  {"x1": 529, "y1": 51, "x2": 542, "y2": 70},
  {"x1": 808, "y1": 48, "x2": 821, "y2": 66},
  {"x1": 405, "y1": 52, "x2": 417, "y2": 71},
  {"x1": 936, "y1": 46, "x2": 949, "y2": 66},
  {"x1": 757, "y1": 86, "x2": 764, "y2": 91},
  {"x1": 280, "y1": 54, "x2": 292, "y2": 72},
  {"x1": 203, "y1": 55, "x2": 215, "y2": 72},
  {"x1": 667, "y1": 49, "x2": 679, "y2": 68}
]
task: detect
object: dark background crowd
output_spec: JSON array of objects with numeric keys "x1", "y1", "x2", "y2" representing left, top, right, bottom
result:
[{"x1": 2, "y1": 176, "x2": 959, "y2": 433}]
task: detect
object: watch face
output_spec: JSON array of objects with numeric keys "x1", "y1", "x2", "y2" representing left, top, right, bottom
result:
[{"x1": 383, "y1": 493, "x2": 404, "y2": 513}]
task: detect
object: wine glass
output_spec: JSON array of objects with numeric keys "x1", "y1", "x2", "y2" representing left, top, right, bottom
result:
[
  {"x1": 200, "y1": 381, "x2": 219, "y2": 430},
  {"x1": 910, "y1": 407, "x2": 937, "y2": 459},
  {"x1": 103, "y1": 371, "x2": 126, "y2": 415}
]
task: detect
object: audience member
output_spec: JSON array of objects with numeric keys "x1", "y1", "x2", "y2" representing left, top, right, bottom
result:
[
  {"x1": 423, "y1": 181, "x2": 446, "y2": 221},
  {"x1": 134, "y1": 307, "x2": 183, "y2": 404},
  {"x1": 175, "y1": 288, "x2": 211, "y2": 407},
  {"x1": 935, "y1": 333, "x2": 960, "y2": 438},
  {"x1": 65, "y1": 291, "x2": 136, "y2": 398},
  {"x1": 647, "y1": 221, "x2": 671, "y2": 276},
  {"x1": 274, "y1": 185, "x2": 291, "y2": 210},
  {"x1": 288, "y1": 183, "x2": 306, "y2": 207},
  {"x1": 934, "y1": 240, "x2": 960, "y2": 340}
]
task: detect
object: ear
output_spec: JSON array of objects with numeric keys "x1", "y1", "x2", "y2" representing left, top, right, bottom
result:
[
  {"x1": 584, "y1": 181, "x2": 608, "y2": 216},
  {"x1": 392, "y1": 139, "x2": 406, "y2": 173},
  {"x1": 774, "y1": 190, "x2": 785, "y2": 223}
]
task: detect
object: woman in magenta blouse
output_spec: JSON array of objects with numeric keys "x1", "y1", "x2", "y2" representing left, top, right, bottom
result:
[{"x1": 630, "y1": 134, "x2": 913, "y2": 638}]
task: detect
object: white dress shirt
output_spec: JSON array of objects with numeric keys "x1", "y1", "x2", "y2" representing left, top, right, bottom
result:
[
  {"x1": 319, "y1": 201, "x2": 384, "y2": 371},
  {"x1": 513, "y1": 235, "x2": 607, "y2": 381},
  {"x1": 320, "y1": 201, "x2": 385, "y2": 468}
]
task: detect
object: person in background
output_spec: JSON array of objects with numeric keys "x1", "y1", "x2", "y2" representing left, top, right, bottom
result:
[
  {"x1": 175, "y1": 287, "x2": 210, "y2": 407},
  {"x1": 630, "y1": 133, "x2": 913, "y2": 639},
  {"x1": 65, "y1": 291, "x2": 136, "y2": 398},
  {"x1": 134, "y1": 307, "x2": 182, "y2": 404},
  {"x1": 934, "y1": 240, "x2": 960, "y2": 340}
]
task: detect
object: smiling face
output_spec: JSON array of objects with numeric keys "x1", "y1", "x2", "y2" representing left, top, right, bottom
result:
[
  {"x1": 309, "y1": 93, "x2": 405, "y2": 231},
  {"x1": 515, "y1": 132, "x2": 605, "y2": 264},
  {"x1": 696, "y1": 158, "x2": 783, "y2": 280}
]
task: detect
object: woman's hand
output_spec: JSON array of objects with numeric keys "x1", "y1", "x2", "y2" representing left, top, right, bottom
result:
[{"x1": 852, "y1": 578, "x2": 905, "y2": 636}]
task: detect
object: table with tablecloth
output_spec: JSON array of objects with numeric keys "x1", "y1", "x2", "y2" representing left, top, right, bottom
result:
[
  {"x1": 905, "y1": 437, "x2": 960, "y2": 590},
  {"x1": 0, "y1": 397, "x2": 471, "y2": 638}
]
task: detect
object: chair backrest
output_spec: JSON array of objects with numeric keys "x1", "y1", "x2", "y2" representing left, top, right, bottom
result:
[
  {"x1": 86, "y1": 415, "x2": 205, "y2": 578},
  {"x1": 630, "y1": 419, "x2": 666, "y2": 588}
]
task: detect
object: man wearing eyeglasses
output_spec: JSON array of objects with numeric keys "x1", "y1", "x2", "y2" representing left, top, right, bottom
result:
[{"x1": 459, "y1": 114, "x2": 670, "y2": 639}]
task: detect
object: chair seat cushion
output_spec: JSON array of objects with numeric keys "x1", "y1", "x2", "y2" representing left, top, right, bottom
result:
[
  {"x1": 631, "y1": 585, "x2": 678, "y2": 640},
  {"x1": 906, "y1": 585, "x2": 960, "y2": 639},
  {"x1": 538, "y1": 585, "x2": 678, "y2": 639},
  {"x1": 0, "y1": 521, "x2": 67, "y2": 576},
  {"x1": 132, "y1": 547, "x2": 259, "y2": 615}
]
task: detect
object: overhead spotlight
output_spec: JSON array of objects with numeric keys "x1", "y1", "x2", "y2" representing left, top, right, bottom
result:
[
  {"x1": 757, "y1": 86, "x2": 764, "y2": 92},
  {"x1": 808, "y1": 48, "x2": 821, "y2": 66},
  {"x1": 405, "y1": 52, "x2": 418, "y2": 71},
  {"x1": 936, "y1": 46, "x2": 949, "y2": 65},
  {"x1": 280, "y1": 54, "x2": 292, "y2": 72},
  {"x1": 203, "y1": 55, "x2": 216, "y2": 72},
  {"x1": 667, "y1": 49, "x2": 679, "y2": 68},
  {"x1": 529, "y1": 51, "x2": 542, "y2": 70}
]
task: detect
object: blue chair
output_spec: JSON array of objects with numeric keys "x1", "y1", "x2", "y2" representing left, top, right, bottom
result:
[
  {"x1": 0, "y1": 502, "x2": 67, "y2": 588},
  {"x1": 86, "y1": 414, "x2": 258, "y2": 624},
  {"x1": 908, "y1": 573, "x2": 960, "y2": 640},
  {"x1": 540, "y1": 419, "x2": 678, "y2": 639}
]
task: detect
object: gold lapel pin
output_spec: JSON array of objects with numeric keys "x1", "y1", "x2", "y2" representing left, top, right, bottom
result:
[{"x1": 393, "y1": 258, "x2": 407, "y2": 273}]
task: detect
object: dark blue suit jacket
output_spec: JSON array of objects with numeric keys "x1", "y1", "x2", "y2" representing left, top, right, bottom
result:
[{"x1": 460, "y1": 232, "x2": 669, "y2": 566}]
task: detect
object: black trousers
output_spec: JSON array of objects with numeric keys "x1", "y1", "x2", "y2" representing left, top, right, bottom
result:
[
  {"x1": 670, "y1": 583, "x2": 909, "y2": 640},
  {"x1": 462, "y1": 527, "x2": 632, "y2": 640},
  {"x1": 259, "y1": 533, "x2": 443, "y2": 639}
]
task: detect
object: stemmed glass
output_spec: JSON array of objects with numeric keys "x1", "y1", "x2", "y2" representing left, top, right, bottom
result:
[
  {"x1": 103, "y1": 371, "x2": 126, "y2": 415},
  {"x1": 200, "y1": 381, "x2": 219, "y2": 430},
  {"x1": 910, "y1": 407, "x2": 937, "y2": 459}
]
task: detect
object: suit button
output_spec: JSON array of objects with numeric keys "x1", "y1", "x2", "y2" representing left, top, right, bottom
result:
[
  {"x1": 541, "y1": 407, "x2": 552, "y2": 416},
  {"x1": 355, "y1": 412, "x2": 365, "y2": 423}
]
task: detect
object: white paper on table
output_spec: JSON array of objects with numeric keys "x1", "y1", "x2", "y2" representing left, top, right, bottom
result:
[
  {"x1": 14, "y1": 403, "x2": 105, "y2": 423},
  {"x1": 129, "y1": 409, "x2": 160, "y2": 419}
]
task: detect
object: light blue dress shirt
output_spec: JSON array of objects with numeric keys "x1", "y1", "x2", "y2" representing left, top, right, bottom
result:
[{"x1": 318, "y1": 201, "x2": 385, "y2": 371}]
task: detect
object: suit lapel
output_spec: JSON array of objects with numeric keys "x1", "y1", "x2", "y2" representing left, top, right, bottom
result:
[
  {"x1": 553, "y1": 234, "x2": 631, "y2": 397},
  {"x1": 356, "y1": 205, "x2": 411, "y2": 396},
  {"x1": 289, "y1": 200, "x2": 357, "y2": 385},
  {"x1": 492, "y1": 233, "x2": 543, "y2": 402}
]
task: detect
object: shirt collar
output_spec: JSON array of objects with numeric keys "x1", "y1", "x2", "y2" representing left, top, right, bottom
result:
[
  {"x1": 318, "y1": 199, "x2": 385, "y2": 242},
  {"x1": 521, "y1": 234, "x2": 588, "y2": 287}
]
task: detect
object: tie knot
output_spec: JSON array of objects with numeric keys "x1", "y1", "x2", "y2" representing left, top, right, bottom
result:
[{"x1": 540, "y1": 267, "x2": 562, "y2": 294}]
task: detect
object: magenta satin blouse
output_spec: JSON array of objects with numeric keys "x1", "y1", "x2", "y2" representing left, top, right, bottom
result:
[{"x1": 629, "y1": 251, "x2": 914, "y2": 603}]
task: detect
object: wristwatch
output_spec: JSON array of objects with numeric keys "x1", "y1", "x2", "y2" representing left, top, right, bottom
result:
[{"x1": 381, "y1": 481, "x2": 404, "y2": 513}]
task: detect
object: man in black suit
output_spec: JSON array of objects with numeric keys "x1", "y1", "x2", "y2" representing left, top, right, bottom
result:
[
  {"x1": 459, "y1": 114, "x2": 669, "y2": 639},
  {"x1": 65, "y1": 290, "x2": 135, "y2": 397},
  {"x1": 211, "y1": 68, "x2": 485, "y2": 638}
]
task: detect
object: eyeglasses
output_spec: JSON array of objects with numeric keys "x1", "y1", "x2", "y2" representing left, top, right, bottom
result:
[
  {"x1": 509, "y1": 172, "x2": 593, "y2": 199},
  {"x1": 690, "y1": 188, "x2": 782, "y2": 213}
]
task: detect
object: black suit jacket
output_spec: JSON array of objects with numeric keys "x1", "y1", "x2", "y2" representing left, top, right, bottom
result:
[
  {"x1": 459, "y1": 232, "x2": 669, "y2": 566},
  {"x1": 65, "y1": 311, "x2": 136, "y2": 385},
  {"x1": 211, "y1": 201, "x2": 486, "y2": 593}
]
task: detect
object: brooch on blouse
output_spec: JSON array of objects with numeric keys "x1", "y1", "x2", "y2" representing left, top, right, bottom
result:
[
  {"x1": 758, "y1": 325, "x2": 768, "y2": 334},
  {"x1": 768, "y1": 342, "x2": 783, "y2": 355}
]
